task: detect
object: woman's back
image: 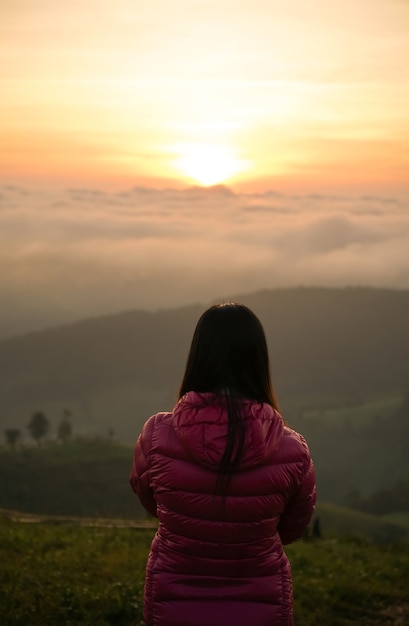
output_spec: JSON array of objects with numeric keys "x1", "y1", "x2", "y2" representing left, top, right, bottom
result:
[{"x1": 130, "y1": 391, "x2": 316, "y2": 626}]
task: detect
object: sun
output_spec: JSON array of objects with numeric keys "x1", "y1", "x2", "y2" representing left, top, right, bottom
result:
[{"x1": 171, "y1": 143, "x2": 248, "y2": 186}]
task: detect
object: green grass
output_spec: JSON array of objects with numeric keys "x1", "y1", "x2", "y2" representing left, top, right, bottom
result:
[
  {"x1": 287, "y1": 537, "x2": 409, "y2": 625},
  {"x1": 1, "y1": 516, "x2": 409, "y2": 626},
  {"x1": 315, "y1": 502, "x2": 409, "y2": 544},
  {"x1": 0, "y1": 517, "x2": 149, "y2": 626}
]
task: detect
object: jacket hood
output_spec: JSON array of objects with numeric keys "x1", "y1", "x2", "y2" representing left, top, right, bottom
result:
[{"x1": 172, "y1": 391, "x2": 284, "y2": 470}]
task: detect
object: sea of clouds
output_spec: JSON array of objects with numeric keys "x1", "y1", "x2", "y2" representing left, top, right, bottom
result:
[{"x1": 1, "y1": 183, "x2": 408, "y2": 338}]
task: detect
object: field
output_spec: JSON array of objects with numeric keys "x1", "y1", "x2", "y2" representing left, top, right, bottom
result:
[
  {"x1": 0, "y1": 387, "x2": 408, "y2": 625},
  {"x1": 1, "y1": 513, "x2": 409, "y2": 626}
]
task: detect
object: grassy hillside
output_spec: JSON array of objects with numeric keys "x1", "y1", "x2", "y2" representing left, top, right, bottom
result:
[
  {"x1": 315, "y1": 502, "x2": 409, "y2": 544},
  {"x1": 0, "y1": 515, "x2": 408, "y2": 626},
  {"x1": 0, "y1": 440, "x2": 144, "y2": 519},
  {"x1": 1, "y1": 439, "x2": 408, "y2": 534},
  {"x1": 292, "y1": 394, "x2": 409, "y2": 503},
  {"x1": 4, "y1": 393, "x2": 405, "y2": 509}
]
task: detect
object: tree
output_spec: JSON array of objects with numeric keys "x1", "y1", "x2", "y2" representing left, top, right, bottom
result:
[
  {"x1": 28, "y1": 411, "x2": 49, "y2": 445},
  {"x1": 4, "y1": 428, "x2": 21, "y2": 449},
  {"x1": 58, "y1": 410, "x2": 72, "y2": 442}
]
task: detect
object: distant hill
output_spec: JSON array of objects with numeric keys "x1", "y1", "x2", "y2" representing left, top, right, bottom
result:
[
  {"x1": 0, "y1": 439, "x2": 408, "y2": 544},
  {"x1": 0, "y1": 287, "x2": 408, "y2": 447}
]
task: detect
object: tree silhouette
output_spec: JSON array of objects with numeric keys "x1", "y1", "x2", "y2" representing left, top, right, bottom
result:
[
  {"x1": 58, "y1": 410, "x2": 72, "y2": 442},
  {"x1": 4, "y1": 428, "x2": 21, "y2": 449},
  {"x1": 28, "y1": 411, "x2": 50, "y2": 445}
]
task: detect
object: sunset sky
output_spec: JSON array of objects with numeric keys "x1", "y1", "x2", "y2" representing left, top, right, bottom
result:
[
  {"x1": 2, "y1": 0, "x2": 408, "y2": 191},
  {"x1": 0, "y1": 0, "x2": 408, "y2": 337}
]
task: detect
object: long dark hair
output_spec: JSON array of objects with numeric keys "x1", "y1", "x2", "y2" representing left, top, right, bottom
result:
[{"x1": 178, "y1": 302, "x2": 279, "y2": 492}]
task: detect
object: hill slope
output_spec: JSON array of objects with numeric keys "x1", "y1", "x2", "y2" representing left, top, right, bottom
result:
[
  {"x1": 1, "y1": 287, "x2": 408, "y2": 505},
  {"x1": 1, "y1": 439, "x2": 408, "y2": 545},
  {"x1": 0, "y1": 287, "x2": 407, "y2": 442}
]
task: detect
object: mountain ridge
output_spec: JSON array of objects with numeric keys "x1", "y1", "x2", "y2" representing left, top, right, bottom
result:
[{"x1": 0, "y1": 286, "x2": 408, "y2": 444}]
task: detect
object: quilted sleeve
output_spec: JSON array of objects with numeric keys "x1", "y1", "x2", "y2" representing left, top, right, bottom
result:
[
  {"x1": 129, "y1": 415, "x2": 158, "y2": 518},
  {"x1": 277, "y1": 451, "x2": 316, "y2": 545}
]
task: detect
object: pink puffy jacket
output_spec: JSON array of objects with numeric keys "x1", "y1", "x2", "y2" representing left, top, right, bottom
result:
[{"x1": 130, "y1": 392, "x2": 316, "y2": 626}]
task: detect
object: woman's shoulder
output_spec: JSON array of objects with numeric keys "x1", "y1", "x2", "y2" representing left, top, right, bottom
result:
[
  {"x1": 139, "y1": 411, "x2": 172, "y2": 440},
  {"x1": 278, "y1": 425, "x2": 313, "y2": 463},
  {"x1": 145, "y1": 410, "x2": 173, "y2": 428}
]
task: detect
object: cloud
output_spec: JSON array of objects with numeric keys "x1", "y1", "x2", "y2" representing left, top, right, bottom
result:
[{"x1": 0, "y1": 183, "x2": 408, "y2": 338}]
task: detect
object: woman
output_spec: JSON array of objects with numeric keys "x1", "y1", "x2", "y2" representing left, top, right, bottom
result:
[{"x1": 130, "y1": 302, "x2": 316, "y2": 626}]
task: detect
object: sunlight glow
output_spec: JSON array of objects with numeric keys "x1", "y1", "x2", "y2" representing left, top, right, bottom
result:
[
  {"x1": 1, "y1": 0, "x2": 408, "y2": 191},
  {"x1": 171, "y1": 143, "x2": 248, "y2": 186}
]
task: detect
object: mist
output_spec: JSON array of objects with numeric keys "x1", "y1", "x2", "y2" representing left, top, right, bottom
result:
[{"x1": 1, "y1": 183, "x2": 408, "y2": 338}]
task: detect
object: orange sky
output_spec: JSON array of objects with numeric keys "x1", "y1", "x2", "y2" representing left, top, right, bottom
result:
[
  {"x1": 1, "y1": 0, "x2": 409, "y2": 338},
  {"x1": 1, "y1": 0, "x2": 408, "y2": 193}
]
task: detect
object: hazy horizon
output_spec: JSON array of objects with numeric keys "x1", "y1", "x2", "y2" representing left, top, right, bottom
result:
[{"x1": 1, "y1": 182, "x2": 408, "y2": 340}]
